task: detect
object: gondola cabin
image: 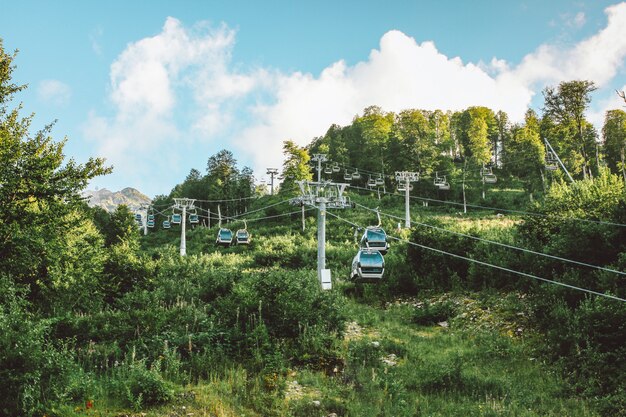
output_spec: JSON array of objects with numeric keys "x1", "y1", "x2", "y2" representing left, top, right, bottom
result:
[
  {"x1": 135, "y1": 213, "x2": 142, "y2": 222},
  {"x1": 189, "y1": 214, "x2": 199, "y2": 224},
  {"x1": 216, "y1": 228, "x2": 233, "y2": 246},
  {"x1": 359, "y1": 226, "x2": 389, "y2": 255},
  {"x1": 171, "y1": 213, "x2": 182, "y2": 224},
  {"x1": 236, "y1": 229, "x2": 251, "y2": 245},
  {"x1": 350, "y1": 249, "x2": 385, "y2": 283},
  {"x1": 148, "y1": 214, "x2": 155, "y2": 221},
  {"x1": 162, "y1": 220, "x2": 171, "y2": 229},
  {"x1": 147, "y1": 219, "x2": 155, "y2": 228}
]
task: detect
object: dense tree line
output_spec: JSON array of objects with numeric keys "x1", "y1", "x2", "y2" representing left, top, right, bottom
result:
[
  {"x1": 306, "y1": 81, "x2": 626, "y2": 202},
  {"x1": 151, "y1": 149, "x2": 256, "y2": 226}
]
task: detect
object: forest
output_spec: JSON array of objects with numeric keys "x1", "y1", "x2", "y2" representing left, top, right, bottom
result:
[{"x1": 1, "y1": 39, "x2": 626, "y2": 417}]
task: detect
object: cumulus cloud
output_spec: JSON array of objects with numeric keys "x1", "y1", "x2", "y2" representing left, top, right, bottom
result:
[
  {"x1": 86, "y1": 3, "x2": 626, "y2": 195},
  {"x1": 37, "y1": 79, "x2": 71, "y2": 106},
  {"x1": 83, "y1": 17, "x2": 261, "y2": 187}
]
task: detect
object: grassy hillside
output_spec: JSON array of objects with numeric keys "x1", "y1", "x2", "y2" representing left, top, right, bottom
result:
[{"x1": 43, "y1": 189, "x2": 615, "y2": 417}]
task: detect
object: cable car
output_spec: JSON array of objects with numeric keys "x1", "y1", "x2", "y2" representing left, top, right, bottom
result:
[
  {"x1": 171, "y1": 213, "x2": 182, "y2": 224},
  {"x1": 162, "y1": 220, "x2": 171, "y2": 229},
  {"x1": 367, "y1": 175, "x2": 377, "y2": 187},
  {"x1": 236, "y1": 229, "x2": 251, "y2": 245},
  {"x1": 375, "y1": 175, "x2": 385, "y2": 186},
  {"x1": 189, "y1": 214, "x2": 199, "y2": 224},
  {"x1": 147, "y1": 219, "x2": 155, "y2": 228},
  {"x1": 352, "y1": 169, "x2": 361, "y2": 180},
  {"x1": 216, "y1": 228, "x2": 233, "y2": 246},
  {"x1": 360, "y1": 226, "x2": 390, "y2": 255},
  {"x1": 135, "y1": 213, "x2": 142, "y2": 223},
  {"x1": 343, "y1": 169, "x2": 352, "y2": 181},
  {"x1": 350, "y1": 249, "x2": 385, "y2": 283},
  {"x1": 147, "y1": 214, "x2": 155, "y2": 221}
]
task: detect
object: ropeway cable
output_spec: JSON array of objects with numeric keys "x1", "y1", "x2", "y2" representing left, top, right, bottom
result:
[
  {"x1": 324, "y1": 210, "x2": 626, "y2": 303},
  {"x1": 347, "y1": 184, "x2": 626, "y2": 228},
  {"x1": 353, "y1": 201, "x2": 626, "y2": 277}
]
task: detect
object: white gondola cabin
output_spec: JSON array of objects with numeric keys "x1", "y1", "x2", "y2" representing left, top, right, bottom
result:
[
  {"x1": 216, "y1": 228, "x2": 233, "y2": 246},
  {"x1": 236, "y1": 229, "x2": 251, "y2": 245},
  {"x1": 359, "y1": 226, "x2": 390, "y2": 255},
  {"x1": 350, "y1": 249, "x2": 385, "y2": 283}
]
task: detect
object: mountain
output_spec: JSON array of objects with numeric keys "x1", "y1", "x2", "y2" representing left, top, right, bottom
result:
[{"x1": 82, "y1": 187, "x2": 152, "y2": 213}]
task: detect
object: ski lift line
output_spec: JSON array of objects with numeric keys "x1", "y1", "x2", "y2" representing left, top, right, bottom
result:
[
  {"x1": 353, "y1": 201, "x2": 626, "y2": 277},
  {"x1": 325, "y1": 211, "x2": 626, "y2": 303},
  {"x1": 228, "y1": 199, "x2": 293, "y2": 219},
  {"x1": 346, "y1": 184, "x2": 626, "y2": 228},
  {"x1": 193, "y1": 195, "x2": 259, "y2": 203}
]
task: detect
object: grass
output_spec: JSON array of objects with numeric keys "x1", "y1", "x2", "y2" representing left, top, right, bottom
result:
[{"x1": 49, "y1": 194, "x2": 604, "y2": 416}]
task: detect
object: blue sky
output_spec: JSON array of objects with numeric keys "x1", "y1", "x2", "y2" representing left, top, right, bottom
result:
[{"x1": 2, "y1": 0, "x2": 626, "y2": 198}]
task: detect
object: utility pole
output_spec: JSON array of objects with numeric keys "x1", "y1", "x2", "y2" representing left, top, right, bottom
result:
[
  {"x1": 298, "y1": 180, "x2": 351, "y2": 289},
  {"x1": 311, "y1": 154, "x2": 328, "y2": 183},
  {"x1": 266, "y1": 168, "x2": 279, "y2": 195},
  {"x1": 173, "y1": 198, "x2": 196, "y2": 257},
  {"x1": 395, "y1": 171, "x2": 419, "y2": 228}
]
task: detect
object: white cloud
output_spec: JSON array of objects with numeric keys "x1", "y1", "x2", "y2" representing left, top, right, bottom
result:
[
  {"x1": 86, "y1": 3, "x2": 626, "y2": 195},
  {"x1": 90, "y1": 26, "x2": 103, "y2": 56},
  {"x1": 37, "y1": 79, "x2": 71, "y2": 106},
  {"x1": 573, "y1": 11, "x2": 586, "y2": 28},
  {"x1": 83, "y1": 17, "x2": 261, "y2": 189}
]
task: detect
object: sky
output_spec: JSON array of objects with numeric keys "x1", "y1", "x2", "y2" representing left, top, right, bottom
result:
[{"x1": 2, "y1": 0, "x2": 626, "y2": 198}]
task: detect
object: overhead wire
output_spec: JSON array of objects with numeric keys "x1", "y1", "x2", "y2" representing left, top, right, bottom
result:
[
  {"x1": 346, "y1": 183, "x2": 626, "y2": 228},
  {"x1": 324, "y1": 209, "x2": 626, "y2": 303},
  {"x1": 352, "y1": 201, "x2": 626, "y2": 277}
]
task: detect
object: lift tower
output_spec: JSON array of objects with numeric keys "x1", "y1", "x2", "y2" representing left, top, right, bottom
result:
[{"x1": 297, "y1": 180, "x2": 352, "y2": 289}]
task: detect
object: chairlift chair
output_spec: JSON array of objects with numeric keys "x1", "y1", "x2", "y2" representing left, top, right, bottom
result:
[
  {"x1": 434, "y1": 172, "x2": 445, "y2": 187},
  {"x1": 397, "y1": 182, "x2": 406, "y2": 192},
  {"x1": 438, "y1": 176, "x2": 450, "y2": 191},
  {"x1": 545, "y1": 150, "x2": 558, "y2": 171},
  {"x1": 324, "y1": 165, "x2": 333, "y2": 175},
  {"x1": 332, "y1": 163, "x2": 341, "y2": 173},
  {"x1": 343, "y1": 169, "x2": 352, "y2": 181},
  {"x1": 216, "y1": 228, "x2": 233, "y2": 247},
  {"x1": 375, "y1": 175, "x2": 385, "y2": 186},
  {"x1": 482, "y1": 166, "x2": 497, "y2": 184},
  {"x1": 350, "y1": 249, "x2": 385, "y2": 283},
  {"x1": 352, "y1": 169, "x2": 361, "y2": 180},
  {"x1": 367, "y1": 175, "x2": 377, "y2": 188}
]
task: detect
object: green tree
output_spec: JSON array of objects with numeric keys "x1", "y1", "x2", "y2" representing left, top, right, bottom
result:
[
  {"x1": 543, "y1": 80, "x2": 597, "y2": 179},
  {"x1": 280, "y1": 140, "x2": 311, "y2": 194},
  {"x1": 390, "y1": 109, "x2": 438, "y2": 174},
  {"x1": 0, "y1": 40, "x2": 110, "y2": 298},
  {"x1": 602, "y1": 109, "x2": 626, "y2": 182},
  {"x1": 505, "y1": 110, "x2": 546, "y2": 196}
]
